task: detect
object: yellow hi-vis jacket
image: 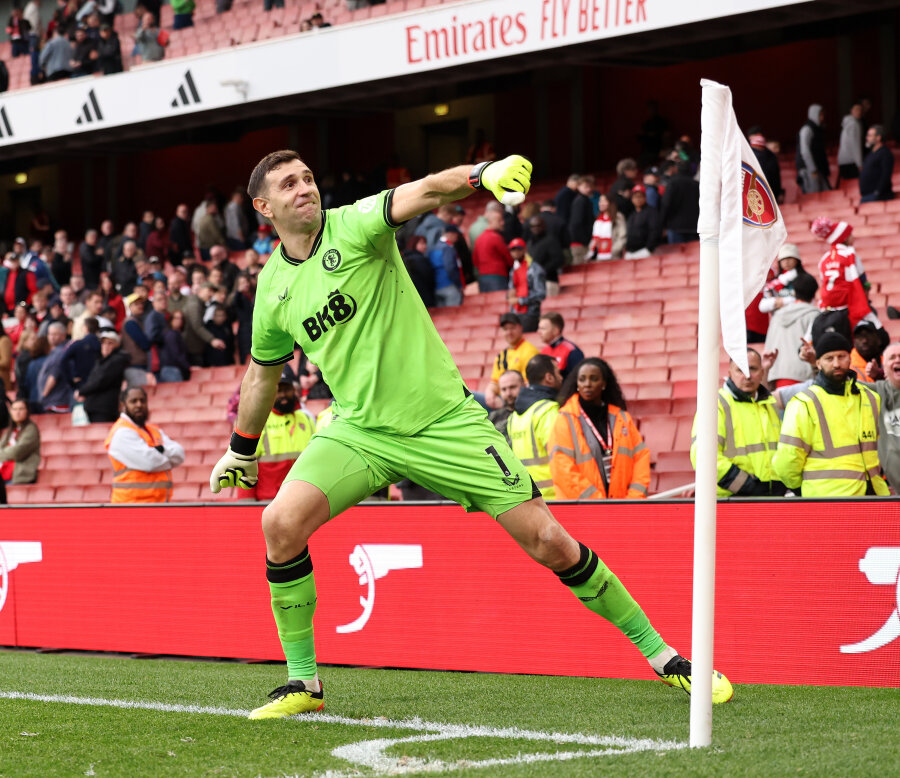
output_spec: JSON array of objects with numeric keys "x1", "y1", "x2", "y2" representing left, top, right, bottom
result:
[
  {"x1": 690, "y1": 382, "x2": 782, "y2": 497},
  {"x1": 507, "y1": 396, "x2": 560, "y2": 499},
  {"x1": 255, "y1": 409, "x2": 315, "y2": 463},
  {"x1": 773, "y1": 377, "x2": 889, "y2": 496}
]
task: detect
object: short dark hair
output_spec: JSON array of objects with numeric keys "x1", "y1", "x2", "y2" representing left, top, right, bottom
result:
[
  {"x1": 247, "y1": 150, "x2": 303, "y2": 199},
  {"x1": 525, "y1": 354, "x2": 557, "y2": 386},
  {"x1": 540, "y1": 312, "x2": 565, "y2": 331},
  {"x1": 870, "y1": 123, "x2": 885, "y2": 139},
  {"x1": 792, "y1": 273, "x2": 819, "y2": 303},
  {"x1": 120, "y1": 386, "x2": 147, "y2": 404}
]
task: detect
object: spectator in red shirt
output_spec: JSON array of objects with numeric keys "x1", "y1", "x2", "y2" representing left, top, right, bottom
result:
[
  {"x1": 0, "y1": 253, "x2": 37, "y2": 315},
  {"x1": 537, "y1": 312, "x2": 585, "y2": 379},
  {"x1": 472, "y1": 206, "x2": 513, "y2": 292}
]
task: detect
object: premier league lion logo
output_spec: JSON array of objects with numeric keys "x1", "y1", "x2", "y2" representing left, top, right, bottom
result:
[{"x1": 741, "y1": 162, "x2": 778, "y2": 229}]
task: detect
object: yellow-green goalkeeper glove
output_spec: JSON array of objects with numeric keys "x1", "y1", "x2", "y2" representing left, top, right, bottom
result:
[
  {"x1": 210, "y1": 431, "x2": 259, "y2": 493},
  {"x1": 468, "y1": 155, "x2": 533, "y2": 206}
]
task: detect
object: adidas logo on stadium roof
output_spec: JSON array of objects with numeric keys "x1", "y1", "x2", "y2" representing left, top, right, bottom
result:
[
  {"x1": 76, "y1": 89, "x2": 104, "y2": 125},
  {"x1": 171, "y1": 70, "x2": 201, "y2": 109},
  {"x1": 0, "y1": 106, "x2": 12, "y2": 139}
]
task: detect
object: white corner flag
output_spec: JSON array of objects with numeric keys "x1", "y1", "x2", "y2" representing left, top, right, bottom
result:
[
  {"x1": 690, "y1": 79, "x2": 787, "y2": 749},
  {"x1": 699, "y1": 78, "x2": 787, "y2": 377}
]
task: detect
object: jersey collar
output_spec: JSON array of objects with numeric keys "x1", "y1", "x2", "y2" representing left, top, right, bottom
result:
[{"x1": 280, "y1": 211, "x2": 327, "y2": 266}]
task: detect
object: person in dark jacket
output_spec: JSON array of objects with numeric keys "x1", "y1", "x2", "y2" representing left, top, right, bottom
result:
[
  {"x1": 227, "y1": 272, "x2": 254, "y2": 364},
  {"x1": 402, "y1": 235, "x2": 435, "y2": 308},
  {"x1": 526, "y1": 215, "x2": 564, "y2": 297},
  {"x1": 567, "y1": 175, "x2": 596, "y2": 265},
  {"x1": 859, "y1": 124, "x2": 895, "y2": 203},
  {"x1": 94, "y1": 23, "x2": 123, "y2": 74},
  {"x1": 69, "y1": 25, "x2": 97, "y2": 76},
  {"x1": 76, "y1": 329, "x2": 130, "y2": 423},
  {"x1": 796, "y1": 103, "x2": 830, "y2": 194},
  {"x1": 63, "y1": 317, "x2": 101, "y2": 394},
  {"x1": 553, "y1": 174, "x2": 579, "y2": 224},
  {"x1": 168, "y1": 203, "x2": 193, "y2": 264},
  {"x1": 203, "y1": 304, "x2": 235, "y2": 366},
  {"x1": 748, "y1": 127, "x2": 784, "y2": 203},
  {"x1": 660, "y1": 162, "x2": 700, "y2": 244},
  {"x1": 158, "y1": 309, "x2": 191, "y2": 382},
  {"x1": 624, "y1": 185, "x2": 661, "y2": 258}
]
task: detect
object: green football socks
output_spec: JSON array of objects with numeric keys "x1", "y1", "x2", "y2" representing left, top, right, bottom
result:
[
  {"x1": 266, "y1": 548, "x2": 318, "y2": 681},
  {"x1": 556, "y1": 542, "x2": 667, "y2": 661}
]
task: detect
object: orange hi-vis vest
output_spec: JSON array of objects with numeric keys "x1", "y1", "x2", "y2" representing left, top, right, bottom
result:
[
  {"x1": 548, "y1": 395, "x2": 650, "y2": 499},
  {"x1": 104, "y1": 417, "x2": 173, "y2": 503}
]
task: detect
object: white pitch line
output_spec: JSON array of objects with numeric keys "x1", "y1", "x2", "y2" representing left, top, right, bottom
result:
[{"x1": 1, "y1": 690, "x2": 686, "y2": 776}]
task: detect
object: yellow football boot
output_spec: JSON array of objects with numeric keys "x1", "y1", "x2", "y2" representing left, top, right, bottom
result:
[
  {"x1": 655, "y1": 655, "x2": 734, "y2": 704},
  {"x1": 248, "y1": 680, "x2": 324, "y2": 720}
]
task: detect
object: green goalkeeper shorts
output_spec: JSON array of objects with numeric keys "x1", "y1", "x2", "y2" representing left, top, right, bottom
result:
[{"x1": 284, "y1": 395, "x2": 538, "y2": 519}]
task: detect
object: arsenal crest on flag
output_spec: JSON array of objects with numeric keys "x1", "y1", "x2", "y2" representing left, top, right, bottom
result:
[{"x1": 698, "y1": 79, "x2": 787, "y2": 377}]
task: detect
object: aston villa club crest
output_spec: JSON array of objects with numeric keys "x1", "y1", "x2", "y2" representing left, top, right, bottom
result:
[{"x1": 740, "y1": 162, "x2": 777, "y2": 229}]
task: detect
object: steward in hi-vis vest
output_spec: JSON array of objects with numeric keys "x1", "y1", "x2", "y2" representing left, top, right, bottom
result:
[
  {"x1": 774, "y1": 331, "x2": 889, "y2": 496},
  {"x1": 691, "y1": 350, "x2": 786, "y2": 497},
  {"x1": 548, "y1": 357, "x2": 649, "y2": 500},
  {"x1": 104, "y1": 386, "x2": 185, "y2": 503},
  {"x1": 252, "y1": 367, "x2": 316, "y2": 501},
  {"x1": 507, "y1": 355, "x2": 561, "y2": 499}
]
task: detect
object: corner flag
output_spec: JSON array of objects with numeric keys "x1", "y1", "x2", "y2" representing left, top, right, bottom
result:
[{"x1": 698, "y1": 78, "x2": 787, "y2": 377}]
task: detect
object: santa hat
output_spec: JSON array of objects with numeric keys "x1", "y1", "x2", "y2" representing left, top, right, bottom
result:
[{"x1": 810, "y1": 216, "x2": 853, "y2": 245}]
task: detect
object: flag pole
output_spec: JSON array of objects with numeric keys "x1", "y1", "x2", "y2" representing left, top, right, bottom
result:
[{"x1": 691, "y1": 81, "x2": 723, "y2": 748}]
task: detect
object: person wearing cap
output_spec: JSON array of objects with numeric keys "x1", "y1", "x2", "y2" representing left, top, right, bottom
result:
[
  {"x1": 484, "y1": 313, "x2": 540, "y2": 409},
  {"x1": 105, "y1": 386, "x2": 185, "y2": 503},
  {"x1": 428, "y1": 224, "x2": 464, "y2": 307},
  {"x1": 623, "y1": 184, "x2": 660, "y2": 260},
  {"x1": 773, "y1": 331, "x2": 889, "y2": 496},
  {"x1": 809, "y1": 216, "x2": 878, "y2": 342},
  {"x1": 507, "y1": 237, "x2": 545, "y2": 331},
  {"x1": 75, "y1": 328, "x2": 131, "y2": 423},
  {"x1": 253, "y1": 224, "x2": 276, "y2": 256},
  {"x1": 642, "y1": 167, "x2": 662, "y2": 209},
  {"x1": 249, "y1": 367, "x2": 316, "y2": 501},
  {"x1": 759, "y1": 244, "x2": 815, "y2": 314},
  {"x1": 851, "y1": 320, "x2": 887, "y2": 384},
  {"x1": 120, "y1": 293, "x2": 155, "y2": 387},
  {"x1": 691, "y1": 348, "x2": 786, "y2": 497}
]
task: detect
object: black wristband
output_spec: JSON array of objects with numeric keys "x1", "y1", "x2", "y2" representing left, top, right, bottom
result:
[
  {"x1": 468, "y1": 161, "x2": 492, "y2": 190},
  {"x1": 230, "y1": 431, "x2": 258, "y2": 457}
]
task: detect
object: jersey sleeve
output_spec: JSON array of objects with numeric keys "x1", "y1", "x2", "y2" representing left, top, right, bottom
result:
[
  {"x1": 335, "y1": 190, "x2": 403, "y2": 253},
  {"x1": 250, "y1": 270, "x2": 295, "y2": 366}
]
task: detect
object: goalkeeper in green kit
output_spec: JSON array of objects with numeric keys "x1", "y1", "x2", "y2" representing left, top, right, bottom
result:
[{"x1": 210, "y1": 151, "x2": 733, "y2": 718}]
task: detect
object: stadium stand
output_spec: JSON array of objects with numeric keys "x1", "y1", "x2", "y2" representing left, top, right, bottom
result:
[{"x1": 11, "y1": 151, "x2": 900, "y2": 504}]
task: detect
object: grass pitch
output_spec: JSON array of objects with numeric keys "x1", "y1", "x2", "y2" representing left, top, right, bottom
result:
[{"x1": 0, "y1": 651, "x2": 896, "y2": 777}]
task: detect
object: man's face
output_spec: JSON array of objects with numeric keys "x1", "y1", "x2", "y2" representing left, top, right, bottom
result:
[
  {"x1": 168, "y1": 275, "x2": 183, "y2": 293},
  {"x1": 60, "y1": 286, "x2": 74, "y2": 304},
  {"x1": 501, "y1": 322, "x2": 523, "y2": 345},
  {"x1": 124, "y1": 389, "x2": 148, "y2": 426},
  {"x1": 498, "y1": 373, "x2": 522, "y2": 409},
  {"x1": 10, "y1": 401, "x2": 28, "y2": 425},
  {"x1": 577, "y1": 180, "x2": 593, "y2": 196},
  {"x1": 866, "y1": 127, "x2": 879, "y2": 148},
  {"x1": 729, "y1": 352, "x2": 763, "y2": 395},
  {"x1": 817, "y1": 350, "x2": 851, "y2": 382},
  {"x1": 47, "y1": 326, "x2": 66, "y2": 348},
  {"x1": 124, "y1": 223, "x2": 138, "y2": 239},
  {"x1": 851, "y1": 104, "x2": 863, "y2": 120},
  {"x1": 486, "y1": 209, "x2": 504, "y2": 231},
  {"x1": 509, "y1": 247, "x2": 525, "y2": 263},
  {"x1": 129, "y1": 300, "x2": 145, "y2": 318},
  {"x1": 854, "y1": 327, "x2": 881, "y2": 360},
  {"x1": 210, "y1": 247, "x2": 227, "y2": 265},
  {"x1": 85, "y1": 230, "x2": 97, "y2": 245},
  {"x1": 255, "y1": 159, "x2": 322, "y2": 235},
  {"x1": 86, "y1": 294, "x2": 102, "y2": 315},
  {"x1": 529, "y1": 217, "x2": 545, "y2": 237},
  {"x1": 100, "y1": 220, "x2": 113, "y2": 236},
  {"x1": 883, "y1": 344, "x2": 900, "y2": 389},
  {"x1": 274, "y1": 383, "x2": 298, "y2": 413},
  {"x1": 152, "y1": 293, "x2": 168, "y2": 313},
  {"x1": 71, "y1": 275, "x2": 84, "y2": 292},
  {"x1": 443, "y1": 231, "x2": 458, "y2": 245},
  {"x1": 122, "y1": 241, "x2": 136, "y2": 259},
  {"x1": 544, "y1": 364, "x2": 563, "y2": 389},
  {"x1": 537, "y1": 318, "x2": 559, "y2": 345},
  {"x1": 631, "y1": 191, "x2": 646, "y2": 208}
]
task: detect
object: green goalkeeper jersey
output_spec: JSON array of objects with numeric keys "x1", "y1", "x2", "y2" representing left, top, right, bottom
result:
[{"x1": 251, "y1": 189, "x2": 466, "y2": 436}]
